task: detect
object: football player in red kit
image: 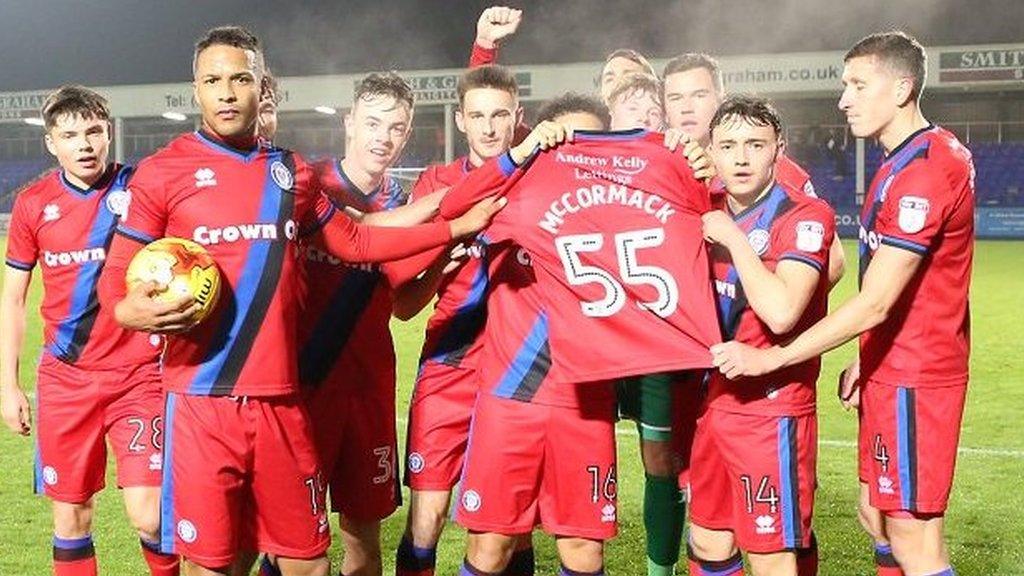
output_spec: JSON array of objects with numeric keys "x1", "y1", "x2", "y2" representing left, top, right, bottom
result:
[
  {"x1": 394, "y1": 64, "x2": 528, "y2": 576},
  {"x1": 1, "y1": 86, "x2": 179, "y2": 576},
  {"x1": 440, "y1": 95, "x2": 719, "y2": 576},
  {"x1": 710, "y1": 31, "x2": 974, "y2": 576},
  {"x1": 688, "y1": 96, "x2": 835, "y2": 576},
  {"x1": 98, "y1": 26, "x2": 501, "y2": 576}
]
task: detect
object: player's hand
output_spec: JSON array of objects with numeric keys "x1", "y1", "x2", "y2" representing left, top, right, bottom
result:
[
  {"x1": 663, "y1": 128, "x2": 689, "y2": 152},
  {"x1": 682, "y1": 137, "x2": 716, "y2": 181},
  {"x1": 710, "y1": 341, "x2": 781, "y2": 379},
  {"x1": 1, "y1": 385, "x2": 32, "y2": 436},
  {"x1": 114, "y1": 281, "x2": 202, "y2": 334},
  {"x1": 449, "y1": 195, "x2": 507, "y2": 238},
  {"x1": 510, "y1": 121, "x2": 573, "y2": 165},
  {"x1": 837, "y1": 360, "x2": 862, "y2": 411},
  {"x1": 414, "y1": 190, "x2": 445, "y2": 214},
  {"x1": 443, "y1": 242, "x2": 471, "y2": 275},
  {"x1": 701, "y1": 210, "x2": 745, "y2": 250},
  {"x1": 476, "y1": 6, "x2": 523, "y2": 49}
]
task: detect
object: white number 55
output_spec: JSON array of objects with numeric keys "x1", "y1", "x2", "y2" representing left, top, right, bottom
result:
[{"x1": 555, "y1": 228, "x2": 678, "y2": 318}]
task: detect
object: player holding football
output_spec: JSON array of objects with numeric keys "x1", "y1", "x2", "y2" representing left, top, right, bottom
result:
[
  {"x1": 0, "y1": 86, "x2": 180, "y2": 576},
  {"x1": 688, "y1": 96, "x2": 835, "y2": 576},
  {"x1": 98, "y1": 26, "x2": 501, "y2": 576},
  {"x1": 710, "y1": 31, "x2": 974, "y2": 576}
]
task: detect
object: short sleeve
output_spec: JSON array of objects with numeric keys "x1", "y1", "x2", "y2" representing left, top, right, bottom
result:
[
  {"x1": 773, "y1": 199, "x2": 835, "y2": 273},
  {"x1": 117, "y1": 161, "x2": 167, "y2": 244},
  {"x1": 5, "y1": 192, "x2": 38, "y2": 270},
  {"x1": 874, "y1": 161, "x2": 951, "y2": 255}
]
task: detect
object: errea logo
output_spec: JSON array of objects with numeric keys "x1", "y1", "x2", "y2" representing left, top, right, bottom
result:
[
  {"x1": 601, "y1": 504, "x2": 617, "y2": 523},
  {"x1": 755, "y1": 515, "x2": 776, "y2": 534},
  {"x1": 194, "y1": 168, "x2": 217, "y2": 188},
  {"x1": 43, "y1": 204, "x2": 60, "y2": 222},
  {"x1": 878, "y1": 475, "x2": 895, "y2": 495}
]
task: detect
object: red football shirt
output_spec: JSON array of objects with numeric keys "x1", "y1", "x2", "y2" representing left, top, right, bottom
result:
[
  {"x1": 858, "y1": 125, "x2": 974, "y2": 387},
  {"x1": 409, "y1": 157, "x2": 491, "y2": 369},
  {"x1": 441, "y1": 129, "x2": 722, "y2": 384},
  {"x1": 296, "y1": 160, "x2": 409, "y2": 392},
  {"x1": 99, "y1": 131, "x2": 453, "y2": 397},
  {"x1": 6, "y1": 165, "x2": 161, "y2": 369},
  {"x1": 706, "y1": 182, "x2": 835, "y2": 416},
  {"x1": 476, "y1": 242, "x2": 617, "y2": 408}
]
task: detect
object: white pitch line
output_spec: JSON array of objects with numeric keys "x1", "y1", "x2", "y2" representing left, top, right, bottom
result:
[
  {"x1": 610, "y1": 423, "x2": 1024, "y2": 459},
  {"x1": 19, "y1": 398, "x2": 1021, "y2": 460}
]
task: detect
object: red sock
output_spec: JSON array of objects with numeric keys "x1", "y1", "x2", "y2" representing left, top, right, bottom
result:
[
  {"x1": 53, "y1": 535, "x2": 97, "y2": 576},
  {"x1": 797, "y1": 532, "x2": 819, "y2": 576},
  {"x1": 141, "y1": 539, "x2": 180, "y2": 576}
]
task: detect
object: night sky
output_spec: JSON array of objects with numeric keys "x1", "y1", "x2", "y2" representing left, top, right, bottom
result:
[{"x1": 1, "y1": 0, "x2": 1021, "y2": 91}]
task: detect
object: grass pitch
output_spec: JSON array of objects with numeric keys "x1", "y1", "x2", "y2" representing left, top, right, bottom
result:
[{"x1": 0, "y1": 240, "x2": 1021, "y2": 574}]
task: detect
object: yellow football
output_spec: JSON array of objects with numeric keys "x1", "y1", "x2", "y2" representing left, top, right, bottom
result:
[{"x1": 126, "y1": 237, "x2": 222, "y2": 325}]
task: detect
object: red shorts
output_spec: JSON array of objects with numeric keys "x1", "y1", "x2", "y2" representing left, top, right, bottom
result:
[
  {"x1": 304, "y1": 382, "x2": 399, "y2": 522},
  {"x1": 454, "y1": 390, "x2": 618, "y2": 541},
  {"x1": 34, "y1": 354, "x2": 163, "y2": 503},
  {"x1": 690, "y1": 408, "x2": 817, "y2": 553},
  {"x1": 404, "y1": 362, "x2": 477, "y2": 491},
  {"x1": 160, "y1": 393, "x2": 329, "y2": 568},
  {"x1": 671, "y1": 371, "x2": 705, "y2": 494},
  {"x1": 858, "y1": 380, "x2": 967, "y2": 515}
]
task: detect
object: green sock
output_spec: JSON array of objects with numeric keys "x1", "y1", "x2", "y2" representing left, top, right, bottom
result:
[{"x1": 644, "y1": 474, "x2": 685, "y2": 576}]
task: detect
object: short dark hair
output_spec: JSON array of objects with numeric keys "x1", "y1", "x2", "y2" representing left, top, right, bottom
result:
[
  {"x1": 604, "y1": 49, "x2": 656, "y2": 77},
  {"x1": 845, "y1": 30, "x2": 927, "y2": 101},
  {"x1": 536, "y1": 93, "x2": 610, "y2": 128},
  {"x1": 662, "y1": 53, "x2": 725, "y2": 95},
  {"x1": 262, "y1": 67, "x2": 282, "y2": 106},
  {"x1": 193, "y1": 25, "x2": 265, "y2": 76},
  {"x1": 354, "y1": 72, "x2": 414, "y2": 110},
  {"x1": 41, "y1": 85, "x2": 110, "y2": 131},
  {"x1": 709, "y1": 95, "x2": 783, "y2": 139},
  {"x1": 607, "y1": 73, "x2": 662, "y2": 108},
  {"x1": 457, "y1": 65, "x2": 519, "y2": 106}
]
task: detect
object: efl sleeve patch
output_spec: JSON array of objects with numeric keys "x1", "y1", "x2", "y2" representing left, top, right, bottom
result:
[
  {"x1": 795, "y1": 220, "x2": 825, "y2": 253},
  {"x1": 897, "y1": 196, "x2": 930, "y2": 234}
]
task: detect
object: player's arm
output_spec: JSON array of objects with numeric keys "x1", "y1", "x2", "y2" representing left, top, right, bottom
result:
[
  {"x1": 0, "y1": 266, "x2": 33, "y2": 435},
  {"x1": 312, "y1": 193, "x2": 503, "y2": 263},
  {"x1": 359, "y1": 190, "x2": 443, "y2": 227},
  {"x1": 97, "y1": 170, "x2": 201, "y2": 333},
  {"x1": 470, "y1": 6, "x2": 523, "y2": 67},
  {"x1": 439, "y1": 120, "x2": 572, "y2": 219},
  {"x1": 702, "y1": 210, "x2": 824, "y2": 334},
  {"x1": 712, "y1": 244, "x2": 922, "y2": 379},
  {"x1": 827, "y1": 238, "x2": 846, "y2": 288},
  {"x1": 391, "y1": 243, "x2": 469, "y2": 321}
]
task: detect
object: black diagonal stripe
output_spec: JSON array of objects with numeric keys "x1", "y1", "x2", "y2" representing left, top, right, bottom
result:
[
  {"x1": 61, "y1": 223, "x2": 120, "y2": 364},
  {"x1": 905, "y1": 388, "x2": 918, "y2": 511},
  {"x1": 510, "y1": 339, "x2": 552, "y2": 402},
  {"x1": 786, "y1": 417, "x2": 803, "y2": 546},
  {"x1": 211, "y1": 152, "x2": 296, "y2": 395},
  {"x1": 298, "y1": 269, "x2": 380, "y2": 387},
  {"x1": 438, "y1": 303, "x2": 488, "y2": 368}
]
